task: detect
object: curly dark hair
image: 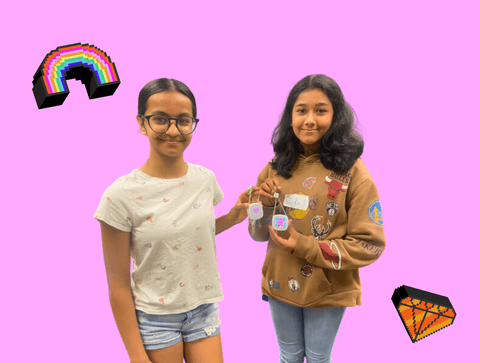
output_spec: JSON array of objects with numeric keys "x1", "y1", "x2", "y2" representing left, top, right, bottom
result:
[{"x1": 271, "y1": 74, "x2": 364, "y2": 178}]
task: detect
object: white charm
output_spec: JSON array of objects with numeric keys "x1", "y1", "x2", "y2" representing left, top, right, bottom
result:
[
  {"x1": 248, "y1": 203, "x2": 264, "y2": 220},
  {"x1": 272, "y1": 214, "x2": 288, "y2": 231}
]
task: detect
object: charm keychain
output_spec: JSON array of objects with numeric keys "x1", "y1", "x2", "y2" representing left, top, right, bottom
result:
[
  {"x1": 272, "y1": 192, "x2": 289, "y2": 231},
  {"x1": 247, "y1": 186, "x2": 263, "y2": 220}
]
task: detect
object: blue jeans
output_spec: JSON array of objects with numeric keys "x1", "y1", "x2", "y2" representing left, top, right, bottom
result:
[{"x1": 269, "y1": 297, "x2": 346, "y2": 363}]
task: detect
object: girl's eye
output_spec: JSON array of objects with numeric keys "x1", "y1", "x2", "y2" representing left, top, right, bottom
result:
[
  {"x1": 317, "y1": 109, "x2": 326, "y2": 113},
  {"x1": 296, "y1": 109, "x2": 306, "y2": 114}
]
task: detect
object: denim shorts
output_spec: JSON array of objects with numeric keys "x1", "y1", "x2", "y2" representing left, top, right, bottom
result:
[{"x1": 135, "y1": 302, "x2": 221, "y2": 350}]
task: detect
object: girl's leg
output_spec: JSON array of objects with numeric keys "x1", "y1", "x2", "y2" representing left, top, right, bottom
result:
[
  {"x1": 269, "y1": 297, "x2": 306, "y2": 363},
  {"x1": 184, "y1": 333, "x2": 223, "y2": 363},
  {"x1": 147, "y1": 340, "x2": 184, "y2": 363},
  {"x1": 303, "y1": 307, "x2": 346, "y2": 363}
]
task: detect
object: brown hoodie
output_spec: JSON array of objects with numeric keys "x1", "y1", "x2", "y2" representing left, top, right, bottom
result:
[{"x1": 248, "y1": 155, "x2": 385, "y2": 308}]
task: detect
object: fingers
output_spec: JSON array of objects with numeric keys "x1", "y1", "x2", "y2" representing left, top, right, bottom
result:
[{"x1": 263, "y1": 178, "x2": 282, "y2": 195}]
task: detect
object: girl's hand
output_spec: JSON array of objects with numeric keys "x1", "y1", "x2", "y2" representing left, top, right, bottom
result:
[
  {"x1": 268, "y1": 219, "x2": 299, "y2": 250},
  {"x1": 228, "y1": 187, "x2": 263, "y2": 225},
  {"x1": 258, "y1": 178, "x2": 282, "y2": 206}
]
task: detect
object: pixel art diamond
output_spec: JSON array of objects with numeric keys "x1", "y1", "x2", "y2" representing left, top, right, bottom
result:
[
  {"x1": 32, "y1": 43, "x2": 121, "y2": 109},
  {"x1": 392, "y1": 285, "x2": 456, "y2": 343}
]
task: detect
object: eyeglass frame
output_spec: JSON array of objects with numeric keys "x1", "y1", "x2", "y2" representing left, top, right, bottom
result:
[{"x1": 137, "y1": 114, "x2": 200, "y2": 135}]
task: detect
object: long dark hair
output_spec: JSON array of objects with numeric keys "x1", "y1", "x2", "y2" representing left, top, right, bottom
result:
[
  {"x1": 137, "y1": 78, "x2": 197, "y2": 119},
  {"x1": 271, "y1": 74, "x2": 364, "y2": 178}
]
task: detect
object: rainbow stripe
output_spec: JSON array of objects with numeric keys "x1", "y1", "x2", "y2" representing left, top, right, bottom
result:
[{"x1": 40, "y1": 43, "x2": 119, "y2": 94}]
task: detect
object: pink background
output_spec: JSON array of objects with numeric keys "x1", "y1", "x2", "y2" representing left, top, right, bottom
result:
[{"x1": 2, "y1": 0, "x2": 478, "y2": 361}]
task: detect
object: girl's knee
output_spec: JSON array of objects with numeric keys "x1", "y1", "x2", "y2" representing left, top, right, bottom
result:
[{"x1": 279, "y1": 348, "x2": 304, "y2": 363}]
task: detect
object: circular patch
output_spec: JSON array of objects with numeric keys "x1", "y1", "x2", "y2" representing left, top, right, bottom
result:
[
  {"x1": 287, "y1": 277, "x2": 300, "y2": 292},
  {"x1": 287, "y1": 192, "x2": 310, "y2": 220},
  {"x1": 368, "y1": 200, "x2": 383, "y2": 226},
  {"x1": 301, "y1": 264, "x2": 313, "y2": 277}
]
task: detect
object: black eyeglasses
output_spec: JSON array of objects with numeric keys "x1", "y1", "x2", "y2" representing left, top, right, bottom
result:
[{"x1": 138, "y1": 114, "x2": 200, "y2": 134}]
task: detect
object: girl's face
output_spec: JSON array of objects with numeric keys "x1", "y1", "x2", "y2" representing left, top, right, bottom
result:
[
  {"x1": 137, "y1": 91, "x2": 193, "y2": 159},
  {"x1": 291, "y1": 88, "x2": 333, "y2": 148}
]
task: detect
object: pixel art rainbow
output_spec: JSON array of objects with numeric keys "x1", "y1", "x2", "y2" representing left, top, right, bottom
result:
[
  {"x1": 33, "y1": 43, "x2": 120, "y2": 109},
  {"x1": 392, "y1": 285, "x2": 456, "y2": 343}
]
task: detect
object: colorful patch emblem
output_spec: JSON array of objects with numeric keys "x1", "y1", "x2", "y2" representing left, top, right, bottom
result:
[
  {"x1": 172, "y1": 244, "x2": 181, "y2": 251},
  {"x1": 309, "y1": 194, "x2": 318, "y2": 210},
  {"x1": 301, "y1": 264, "x2": 313, "y2": 277},
  {"x1": 269, "y1": 279, "x2": 280, "y2": 290},
  {"x1": 311, "y1": 215, "x2": 332, "y2": 240},
  {"x1": 288, "y1": 277, "x2": 300, "y2": 292},
  {"x1": 286, "y1": 192, "x2": 309, "y2": 220},
  {"x1": 319, "y1": 242, "x2": 347, "y2": 270},
  {"x1": 324, "y1": 175, "x2": 348, "y2": 200},
  {"x1": 326, "y1": 202, "x2": 339, "y2": 217},
  {"x1": 302, "y1": 177, "x2": 317, "y2": 189},
  {"x1": 368, "y1": 200, "x2": 383, "y2": 226}
]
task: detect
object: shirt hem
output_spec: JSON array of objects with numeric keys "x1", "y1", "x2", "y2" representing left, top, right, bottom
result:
[{"x1": 134, "y1": 296, "x2": 224, "y2": 315}]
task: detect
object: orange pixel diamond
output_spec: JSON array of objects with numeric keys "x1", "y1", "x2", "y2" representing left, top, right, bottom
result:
[{"x1": 392, "y1": 285, "x2": 456, "y2": 343}]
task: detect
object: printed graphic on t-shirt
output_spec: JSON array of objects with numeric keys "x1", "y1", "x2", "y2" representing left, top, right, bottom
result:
[{"x1": 311, "y1": 215, "x2": 332, "y2": 240}]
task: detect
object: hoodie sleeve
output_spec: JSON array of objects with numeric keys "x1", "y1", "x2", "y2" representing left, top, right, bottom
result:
[
  {"x1": 292, "y1": 175, "x2": 385, "y2": 270},
  {"x1": 248, "y1": 161, "x2": 274, "y2": 242}
]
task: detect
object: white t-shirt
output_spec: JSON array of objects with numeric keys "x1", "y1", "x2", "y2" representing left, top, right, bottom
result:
[{"x1": 94, "y1": 163, "x2": 224, "y2": 315}]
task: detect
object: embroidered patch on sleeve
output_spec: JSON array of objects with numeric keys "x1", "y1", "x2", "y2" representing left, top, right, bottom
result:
[
  {"x1": 368, "y1": 200, "x2": 383, "y2": 226},
  {"x1": 392, "y1": 285, "x2": 456, "y2": 343}
]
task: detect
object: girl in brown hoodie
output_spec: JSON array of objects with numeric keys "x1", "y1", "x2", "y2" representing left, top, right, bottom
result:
[{"x1": 249, "y1": 74, "x2": 385, "y2": 363}]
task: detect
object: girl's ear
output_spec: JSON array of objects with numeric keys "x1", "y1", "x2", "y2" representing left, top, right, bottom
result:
[{"x1": 136, "y1": 116, "x2": 147, "y2": 135}]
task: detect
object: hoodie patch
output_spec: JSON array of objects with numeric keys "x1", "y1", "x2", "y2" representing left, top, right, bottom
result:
[{"x1": 302, "y1": 177, "x2": 316, "y2": 189}]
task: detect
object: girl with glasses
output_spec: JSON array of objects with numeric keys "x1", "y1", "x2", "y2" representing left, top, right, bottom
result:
[
  {"x1": 94, "y1": 78, "x2": 260, "y2": 363},
  {"x1": 249, "y1": 74, "x2": 386, "y2": 363}
]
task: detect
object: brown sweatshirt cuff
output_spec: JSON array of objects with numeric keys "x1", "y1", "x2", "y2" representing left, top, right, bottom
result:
[{"x1": 292, "y1": 233, "x2": 316, "y2": 261}]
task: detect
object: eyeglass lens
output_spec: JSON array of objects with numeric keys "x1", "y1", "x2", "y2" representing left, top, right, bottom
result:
[{"x1": 150, "y1": 116, "x2": 196, "y2": 134}]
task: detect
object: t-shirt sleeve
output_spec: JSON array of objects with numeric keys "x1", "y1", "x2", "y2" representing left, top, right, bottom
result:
[
  {"x1": 212, "y1": 173, "x2": 224, "y2": 207},
  {"x1": 93, "y1": 181, "x2": 133, "y2": 232}
]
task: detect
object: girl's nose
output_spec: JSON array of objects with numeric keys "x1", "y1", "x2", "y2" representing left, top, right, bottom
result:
[{"x1": 166, "y1": 121, "x2": 181, "y2": 136}]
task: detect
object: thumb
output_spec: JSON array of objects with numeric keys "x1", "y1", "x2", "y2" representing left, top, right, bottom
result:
[{"x1": 288, "y1": 219, "x2": 297, "y2": 233}]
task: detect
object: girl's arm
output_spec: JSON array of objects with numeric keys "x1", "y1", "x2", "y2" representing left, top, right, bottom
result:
[
  {"x1": 100, "y1": 221, "x2": 152, "y2": 363},
  {"x1": 270, "y1": 177, "x2": 386, "y2": 270},
  {"x1": 215, "y1": 187, "x2": 263, "y2": 235}
]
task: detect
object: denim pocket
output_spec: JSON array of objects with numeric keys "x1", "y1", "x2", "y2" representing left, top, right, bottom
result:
[{"x1": 262, "y1": 249, "x2": 332, "y2": 305}]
